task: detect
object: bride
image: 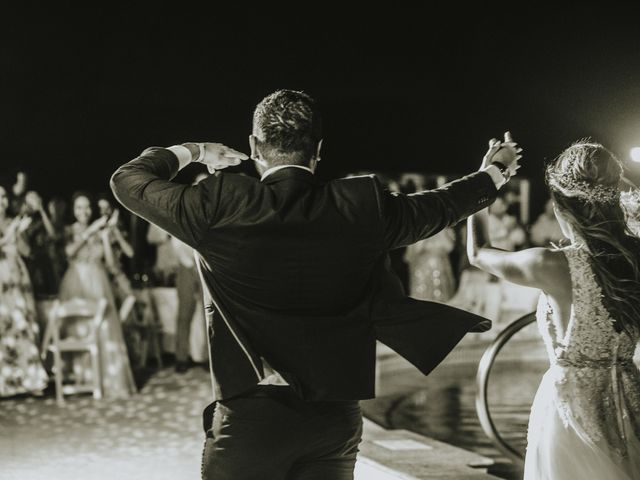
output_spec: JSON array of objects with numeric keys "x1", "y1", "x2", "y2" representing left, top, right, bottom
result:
[{"x1": 468, "y1": 139, "x2": 640, "y2": 479}]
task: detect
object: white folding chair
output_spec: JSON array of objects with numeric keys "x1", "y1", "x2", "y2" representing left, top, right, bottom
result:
[{"x1": 41, "y1": 298, "x2": 108, "y2": 406}]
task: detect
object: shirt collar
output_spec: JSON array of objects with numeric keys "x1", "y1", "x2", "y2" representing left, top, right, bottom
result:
[{"x1": 260, "y1": 164, "x2": 314, "y2": 182}]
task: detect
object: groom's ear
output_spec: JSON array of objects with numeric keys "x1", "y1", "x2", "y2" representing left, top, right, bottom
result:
[
  {"x1": 315, "y1": 139, "x2": 323, "y2": 162},
  {"x1": 249, "y1": 135, "x2": 258, "y2": 160}
]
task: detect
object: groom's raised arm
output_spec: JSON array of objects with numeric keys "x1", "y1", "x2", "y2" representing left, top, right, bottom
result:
[
  {"x1": 110, "y1": 146, "x2": 215, "y2": 248},
  {"x1": 378, "y1": 168, "x2": 502, "y2": 250}
]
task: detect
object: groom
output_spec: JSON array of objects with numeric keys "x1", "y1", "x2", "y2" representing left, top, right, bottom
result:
[{"x1": 111, "y1": 89, "x2": 519, "y2": 480}]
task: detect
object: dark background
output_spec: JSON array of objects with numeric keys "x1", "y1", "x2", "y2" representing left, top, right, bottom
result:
[{"x1": 2, "y1": 3, "x2": 640, "y2": 219}]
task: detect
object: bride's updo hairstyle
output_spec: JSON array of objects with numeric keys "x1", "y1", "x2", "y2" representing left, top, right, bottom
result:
[{"x1": 546, "y1": 140, "x2": 640, "y2": 337}]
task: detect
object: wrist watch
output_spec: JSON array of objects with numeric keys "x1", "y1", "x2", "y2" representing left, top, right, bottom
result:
[{"x1": 491, "y1": 161, "x2": 511, "y2": 181}]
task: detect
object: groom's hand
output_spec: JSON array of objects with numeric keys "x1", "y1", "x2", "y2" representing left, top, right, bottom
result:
[
  {"x1": 481, "y1": 131, "x2": 522, "y2": 178},
  {"x1": 183, "y1": 142, "x2": 249, "y2": 173}
]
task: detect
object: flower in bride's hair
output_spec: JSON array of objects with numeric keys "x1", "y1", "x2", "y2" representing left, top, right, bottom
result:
[{"x1": 547, "y1": 172, "x2": 620, "y2": 205}]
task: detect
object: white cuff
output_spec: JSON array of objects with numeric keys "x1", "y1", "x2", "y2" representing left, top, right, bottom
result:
[
  {"x1": 167, "y1": 145, "x2": 193, "y2": 170},
  {"x1": 482, "y1": 164, "x2": 507, "y2": 189},
  {"x1": 194, "y1": 143, "x2": 206, "y2": 163}
]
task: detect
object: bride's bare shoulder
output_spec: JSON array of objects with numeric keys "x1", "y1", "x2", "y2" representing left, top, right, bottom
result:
[
  {"x1": 542, "y1": 246, "x2": 570, "y2": 263},
  {"x1": 534, "y1": 247, "x2": 572, "y2": 293}
]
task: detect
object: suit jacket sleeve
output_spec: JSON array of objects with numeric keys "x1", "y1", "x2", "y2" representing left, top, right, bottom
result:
[
  {"x1": 376, "y1": 171, "x2": 497, "y2": 250},
  {"x1": 110, "y1": 147, "x2": 217, "y2": 248}
]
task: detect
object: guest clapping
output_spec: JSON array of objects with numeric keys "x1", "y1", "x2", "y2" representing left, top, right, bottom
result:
[{"x1": 58, "y1": 192, "x2": 136, "y2": 398}]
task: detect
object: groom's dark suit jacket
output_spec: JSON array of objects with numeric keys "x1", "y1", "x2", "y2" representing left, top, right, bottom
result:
[{"x1": 111, "y1": 148, "x2": 496, "y2": 402}]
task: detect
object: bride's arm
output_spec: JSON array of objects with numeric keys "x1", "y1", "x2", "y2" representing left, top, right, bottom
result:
[{"x1": 467, "y1": 208, "x2": 562, "y2": 290}]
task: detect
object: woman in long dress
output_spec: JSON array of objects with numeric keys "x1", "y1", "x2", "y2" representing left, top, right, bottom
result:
[
  {"x1": 58, "y1": 192, "x2": 136, "y2": 399},
  {"x1": 0, "y1": 185, "x2": 49, "y2": 397},
  {"x1": 404, "y1": 228, "x2": 456, "y2": 302},
  {"x1": 468, "y1": 138, "x2": 640, "y2": 479}
]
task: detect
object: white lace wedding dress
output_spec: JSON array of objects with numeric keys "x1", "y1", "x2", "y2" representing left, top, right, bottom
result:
[{"x1": 524, "y1": 243, "x2": 640, "y2": 479}]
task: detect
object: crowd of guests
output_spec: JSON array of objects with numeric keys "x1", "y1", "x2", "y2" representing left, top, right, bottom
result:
[
  {"x1": 0, "y1": 168, "x2": 562, "y2": 400},
  {"x1": 0, "y1": 168, "x2": 212, "y2": 400},
  {"x1": 0, "y1": 170, "x2": 143, "y2": 399}
]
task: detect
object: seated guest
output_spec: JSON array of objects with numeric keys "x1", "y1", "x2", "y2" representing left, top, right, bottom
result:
[
  {"x1": 58, "y1": 191, "x2": 136, "y2": 398},
  {"x1": 0, "y1": 184, "x2": 49, "y2": 397}
]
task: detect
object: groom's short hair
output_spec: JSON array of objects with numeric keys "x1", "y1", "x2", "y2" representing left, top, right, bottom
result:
[{"x1": 253, "y1": 90, "x2": 322, "y2": 166}]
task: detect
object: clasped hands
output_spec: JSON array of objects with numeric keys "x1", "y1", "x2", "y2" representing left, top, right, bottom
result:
[
  {"x1": 182, "y1": 134, "x2": 522, "y2": 181},
  {"x1": 481, "y1": 132, "x2": 523, "y2": 183}
]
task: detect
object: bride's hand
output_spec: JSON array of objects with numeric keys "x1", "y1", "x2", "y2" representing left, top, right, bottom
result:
[{"x1": 481, "y1": 131, "x2": 523, "y2": 176}]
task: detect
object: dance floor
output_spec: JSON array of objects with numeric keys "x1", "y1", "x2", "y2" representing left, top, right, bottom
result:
[
  {"x1": 3, "y1": 364, "x2": 486, "y2": 480},
  {"x1": 1, "y1": 367, "x2": 212, "y2": 480}
]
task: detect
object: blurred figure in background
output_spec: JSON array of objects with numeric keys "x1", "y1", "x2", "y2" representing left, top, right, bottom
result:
[
  {"x1": 403, "y1": 174, "x2": 457, "y2": 302},
  {"x1": 96, "y1": 194, "x2": 148, "y2": 367},
  {"x1": 20, "y1": 191, "x2": 60, "y2": 297},
  {"x1": 172, "y1": 235, "x2": 204, "y2": 372},
  {"x1": 173, "y1": 172, "x2": 207, "y2": 373},
  {"x1": 10, "y1": 170, "x2": 28, "y2": 216},
  {"x1": 530, "y1": 198, "x2": 564, "y2": 246},
  {"x1": 146, "y1": 222, "x2": 178, "y2": 286},
  {"x1": 450, "y1": 195, "x2": 531, "y2": 321},
  {"x1": 0, "y1": 184, "x2": 49, "y2": 397},
  {"x1": 621, "y1": 189, "x2": 640, "y2": 236},
  {"x1": 96, "y1": 193, "x2": 135, "y2": 307},
  {"x1": 46, "y1": 196, "x2": 68, "y2": 287},
  {"x1": 488, "y1": 195, "x2": 526, "y2": 251},
  {"x1": 58, "y1": 192, "x2": 136, "y2": 398},
  {"x1": 404, "y1": 228, "x2": 456, "y2": 302}
]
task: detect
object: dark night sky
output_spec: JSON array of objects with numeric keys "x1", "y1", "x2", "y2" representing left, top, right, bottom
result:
[{"x1": 3, "y1": 3, "x2": 640, "y2": 218}]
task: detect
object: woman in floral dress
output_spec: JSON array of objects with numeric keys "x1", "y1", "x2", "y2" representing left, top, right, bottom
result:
[{"x1": 0, "y1": 185, "x2": 49, "y2": 397}]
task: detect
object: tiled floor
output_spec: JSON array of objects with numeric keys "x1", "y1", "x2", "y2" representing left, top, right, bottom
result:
[
  {"x1": 0, "y1": 367, "x2": 212, "y2": 480},
  {"x1": 0, "y1": 364, "x2": 499, "y2": 480}
]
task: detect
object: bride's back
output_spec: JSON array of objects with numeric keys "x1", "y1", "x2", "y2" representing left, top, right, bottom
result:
[
  {"x1": 544, "y1": 141, "x2": 640, "y2": 351},
  {"x1": 538, "y1": 243, "x2": 638, "y2": 367}
]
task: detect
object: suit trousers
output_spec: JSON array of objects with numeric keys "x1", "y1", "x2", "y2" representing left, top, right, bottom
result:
[
  {"x1": 201, "y1": 386, "x2": 363, "y2": 480},
  {"x1": 175, "y1": 264, "x2": 200, "y2": 363}
]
